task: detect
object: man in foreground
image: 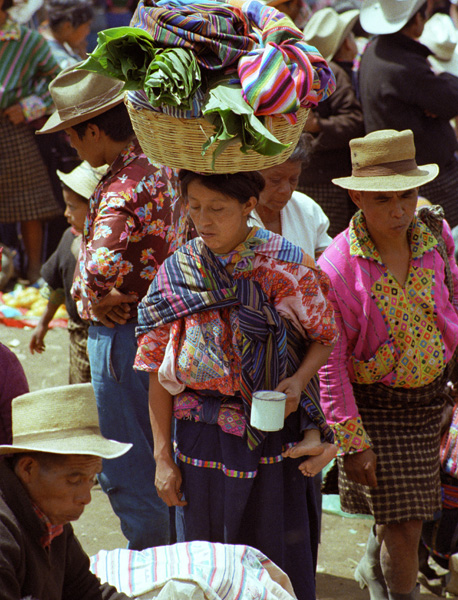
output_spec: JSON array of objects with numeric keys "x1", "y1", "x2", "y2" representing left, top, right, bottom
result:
[
  {"x1": 318, "y1": 129, "x2": 458, "y2": 600},
  {"x1": 0, "y1": 382, "x2": 133, "y2": 599}
]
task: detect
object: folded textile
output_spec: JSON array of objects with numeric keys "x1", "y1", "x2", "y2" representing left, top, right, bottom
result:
[
  {"x1": 79, "y1": 26, "x2": 157, "y2": 90},
  {"x1": 202, "y1": 75, "x2": 290, "y2": 165},
  {"x1": 90, "y1": 541, "x2": 297, "y2": 599},
  {"x1": 131, "y1": 0, "x2": 255, "y2": 70}
]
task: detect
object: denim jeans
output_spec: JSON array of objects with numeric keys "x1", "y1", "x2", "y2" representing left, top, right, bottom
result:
[{"x1": 88, "y1": 323, "x2": 170, "y2": 550}]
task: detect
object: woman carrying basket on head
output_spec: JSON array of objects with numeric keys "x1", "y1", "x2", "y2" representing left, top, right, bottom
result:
[{"x1": 134, "y1": 169, "x2": 339, "y2": 600}]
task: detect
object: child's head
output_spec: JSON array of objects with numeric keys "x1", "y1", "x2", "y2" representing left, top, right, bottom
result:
[
  {"x1": 46, "y1": 0, "x2": 93, "y2": 50},
  {"x1": 57, "y1": 161, "x2": 106, "y2": 233}
]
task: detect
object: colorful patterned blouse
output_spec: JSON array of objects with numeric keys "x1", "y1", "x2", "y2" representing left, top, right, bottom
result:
[
  {"x1": 318, "y1": 210, "x2": 458, "y2": 454},
  {"x1": 72, "y1": 138, "x2": 187, "y2": 321},
  {"x1": 0, "y1": 21, "x2": 60, "y2": 121},
  {"x1": 135, "y1": 227, "x2": 338, "y2": 437}
]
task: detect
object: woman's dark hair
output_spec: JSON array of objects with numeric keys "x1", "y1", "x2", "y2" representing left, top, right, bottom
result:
[
  {"x1": 72, "y1": 103, "x2": 134, "y2": 143},
  {"x1": 46, "y1": 0, "x2": 93, "y2": 29},
  {"x1": 178, "y1": 170, "x2": 265, "y2": 204},
  {"x1": 2, "y1": 0, "x2": 14, "y2": 11},
  {"x1": 287, "y1": 133, "x2": 313, "y2": 166}
]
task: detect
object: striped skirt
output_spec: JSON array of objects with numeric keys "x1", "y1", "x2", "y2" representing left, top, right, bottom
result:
[
  {"x1": 0, "y1": 117, "x2": 61, "y2": 222},
  {"x1": 337, "y1": 374, "x2": 449, "y2": 524}
]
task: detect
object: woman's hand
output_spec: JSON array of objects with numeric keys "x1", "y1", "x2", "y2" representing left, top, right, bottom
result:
[
  {"x1": 275, "y1": 375, "x2": 302, "y2": 418},
  {"x1": 154, "y1": 455, "x2": 187, "y2": 507}
]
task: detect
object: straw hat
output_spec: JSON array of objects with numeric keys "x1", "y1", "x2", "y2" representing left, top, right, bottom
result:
[
  {"x1": 303, "y1": 8, "x2": 360, "y2": 61},
  {"x1": 420, "y1": 13, "x2": 458, "y2": 77},
  {"x1": 57, "y1": 161, "x2": 107, "y2": 200},
  {"x1": 332, "y1": 129, "x2": 438, "y2": 191},
  {"x1": 360, "y1": 0, "x2": 427, "y2": 34},
  {"x1": 0, "y1": 383, "x2": 132, "y2": 459},
  {"x1": 37, "y1": 63, "x2": 125, "y2": 135}
]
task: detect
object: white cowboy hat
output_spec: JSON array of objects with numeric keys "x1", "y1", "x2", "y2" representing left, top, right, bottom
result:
[
  {"x1": 420, "y1": 13, "x2": 458, "y2": 77},
  {"x1": 37, "y1": 64, "x2": 125, "y2": 135},
  {"x1": 303, "y1": 8, "x2": 360, "y2": 61},
  {"x1": 57, "y1": 161, "x2": 107, "y2": 201},
  {"x1": 360, "y1": 0, "x2": 427, "y2": 34},
  {"x1": 0, "y1": 383, "x2": 132, "y2": 459},
  {"x1": 333, "y1": 129, "x2": 438, "y2": 191}
]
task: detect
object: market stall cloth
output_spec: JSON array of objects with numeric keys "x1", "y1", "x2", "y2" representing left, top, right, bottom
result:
[
  {"x1": 90, "y1": 541, "x2": 297, "y2": 599},
  {"x1": 0, "y1": 285, "x2": 68, "y2": 329}
]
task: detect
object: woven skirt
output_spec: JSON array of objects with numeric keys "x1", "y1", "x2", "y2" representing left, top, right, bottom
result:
[
  {"x1": 337, "y1": 374, "x2": 449, "y2": 524},
  {"x1": 0, "y1": 117, "x2": 61, "y2": 222}
]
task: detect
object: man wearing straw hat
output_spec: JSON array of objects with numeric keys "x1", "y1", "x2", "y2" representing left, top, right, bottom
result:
[
  {"x1": 37, "y1": 65, "x2": 187, "y2": 551},
  {"x1": 318, "y1": 129, "x2": 458, "y2": 600},
  {"x1": 0, "y1": 382, "x2": 133, "y2": 599},
  {"x1": 358, "y1": 0, "x2": 458, "y2": 229}
]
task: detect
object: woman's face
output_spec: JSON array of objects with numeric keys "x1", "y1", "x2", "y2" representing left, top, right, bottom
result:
[
  {"x1": 187, "y1": 180, "x2": 257, "y2": 254},
  {"x1": 258, "y1": 161, "x2": 302, "y2": 214}
]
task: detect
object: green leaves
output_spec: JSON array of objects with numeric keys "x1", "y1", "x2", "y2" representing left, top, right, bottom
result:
[
  {"x1": 78, "y1": 27, "x2": 158, "y2": 90},
  {"x1": 144, "y1": 48, "x2": 201, "y2": 109},
  {"x1": 202, "y1": 77, "x2": 290, "y2": 166}
]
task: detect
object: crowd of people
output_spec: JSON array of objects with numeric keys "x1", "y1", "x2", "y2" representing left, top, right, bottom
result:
[{"x1": 1, "y1": 0, "x2": 458, "y2": 599}]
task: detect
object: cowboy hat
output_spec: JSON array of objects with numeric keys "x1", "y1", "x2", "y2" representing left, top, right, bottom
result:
[
  {"x1": 37, "y1": 63, "x2": 125, "y2": 135},
  {"x1": 303, "y1": 8, "x2": 360, "y2": 62},
  {"x1": 57, "y1": 161, "x2": 107, "y2": 200},
  {"x1": 0, "y1": 383, "x2": 132, "y2": 459},
  {"x1": 333, "y1": 129, "x2": 438, "y2": 191},
  {"x1": 420, "y1": 13, "x2": 458, "y2": 77},
  {"x1": 360, "y1": 0, "x2": 427, "y2": 34}
]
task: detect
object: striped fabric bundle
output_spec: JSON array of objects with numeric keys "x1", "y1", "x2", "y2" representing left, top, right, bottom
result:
[
  {"x1": 90, "y1": 541, "x2": 297, "y2": 599},
  {"x1": 131, "y1": 0, "x2": 255, "y2": 70}
]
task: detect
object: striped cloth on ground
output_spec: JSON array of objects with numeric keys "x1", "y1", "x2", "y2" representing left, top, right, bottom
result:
[{"x1": 90, "y1": 541, "x2": 296, "y2": 599}]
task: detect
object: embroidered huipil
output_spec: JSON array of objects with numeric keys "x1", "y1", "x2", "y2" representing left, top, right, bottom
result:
[
  {"x1": 135, "y1": 227, "x2": 338, "y2": 438},
  {"x1": 318, "y1": 211, "x2": 458, "y2": 455},
  {"x1": 0, "y1": 21, "x2": 60, "y2": 121},
  {"x1": 72, "y1": 138, "x2": 187, "y2": 321}
]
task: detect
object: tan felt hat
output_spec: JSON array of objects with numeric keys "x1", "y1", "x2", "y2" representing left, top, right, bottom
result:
[
  {"x1": 332, "y1": 129, "x2": 439, "y2": 191},
  {"x1": 37, "y1": 63, "x2": 125, "y2": 135},
  {"x1": 303, "y1": 8, "x2": 360, "y2": 61},
  {"x1": 0, "y1": 383, "x2": 132, "y2": 459}
]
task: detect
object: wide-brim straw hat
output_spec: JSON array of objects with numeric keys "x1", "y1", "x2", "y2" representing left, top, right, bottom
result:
[
  {"x1": 0, "y1": 383, "x2": 132, "y2": 459},
  {"x1": 360, "y1": 0, "x2": 427, "y2": 34},
  {"x1": 420, "y1": 13, "x2": 458, "y2": 77},
  {"x1": 57, "y1": 161, "x2": 108, "y2": 200},
  {"x1": 303, "y1": 8, "x2": 360, "y2": 62},
  {"x1": 37, "y1": 63, "x2": 125, "y2": 135},
  {"x1": 333, "y1": 129, "x2": 439, "y2": 191}
]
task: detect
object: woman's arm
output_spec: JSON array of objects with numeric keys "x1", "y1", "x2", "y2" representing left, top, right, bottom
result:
[
  {"x1": 149, "y1": 372, "x2": 187, "y2": 507},
  {"x1": 276, "y1": 341, "x2": 334, "y2": 418}
]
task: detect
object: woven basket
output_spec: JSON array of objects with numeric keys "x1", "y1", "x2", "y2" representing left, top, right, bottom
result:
[{"x1": 126, "y1": 99, "x2": 309, "y2": 173}]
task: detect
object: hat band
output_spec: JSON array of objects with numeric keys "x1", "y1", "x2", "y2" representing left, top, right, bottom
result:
[
  {"x1": 57, "y1": 87, "x2": 123, "y2": 120},
  {"x1": 353, "y1": 158, "x2": 418, "y2": 177}
]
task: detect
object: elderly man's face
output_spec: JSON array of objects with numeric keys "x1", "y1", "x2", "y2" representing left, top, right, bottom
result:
[
  {"x1": 349, "y1": 188, "x2": 418, "y2": 243},
  {"x1": 16, "y1": 454, "x2": 102, "y2": 526}
]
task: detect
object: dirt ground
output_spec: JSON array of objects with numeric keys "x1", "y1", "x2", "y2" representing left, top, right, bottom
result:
[{"x1": 1, "y1": 322, "x2": 447, "y2": 599}]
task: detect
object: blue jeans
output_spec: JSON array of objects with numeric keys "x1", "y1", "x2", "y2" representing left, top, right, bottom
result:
[{"x1": 88, "y1": 323, "x2": 170, "y2": 550}]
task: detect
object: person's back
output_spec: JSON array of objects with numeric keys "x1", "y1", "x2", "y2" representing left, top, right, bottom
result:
[{"x1": 358, "y1": 0, "x2": 458, "y2": 228}]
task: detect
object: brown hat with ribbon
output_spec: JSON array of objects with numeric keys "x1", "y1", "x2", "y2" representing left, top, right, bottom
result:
[
  {"x1": 332, "y1": 129, "x2": 439, "y2": 191},
  {"x1": 37, "y1": 63, "x2": 125, "y2": 135}
]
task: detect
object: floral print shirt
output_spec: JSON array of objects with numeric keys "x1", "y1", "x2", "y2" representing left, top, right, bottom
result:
[{"x1": 72, "y1": 138, "x2": 187, "y2": 321}]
